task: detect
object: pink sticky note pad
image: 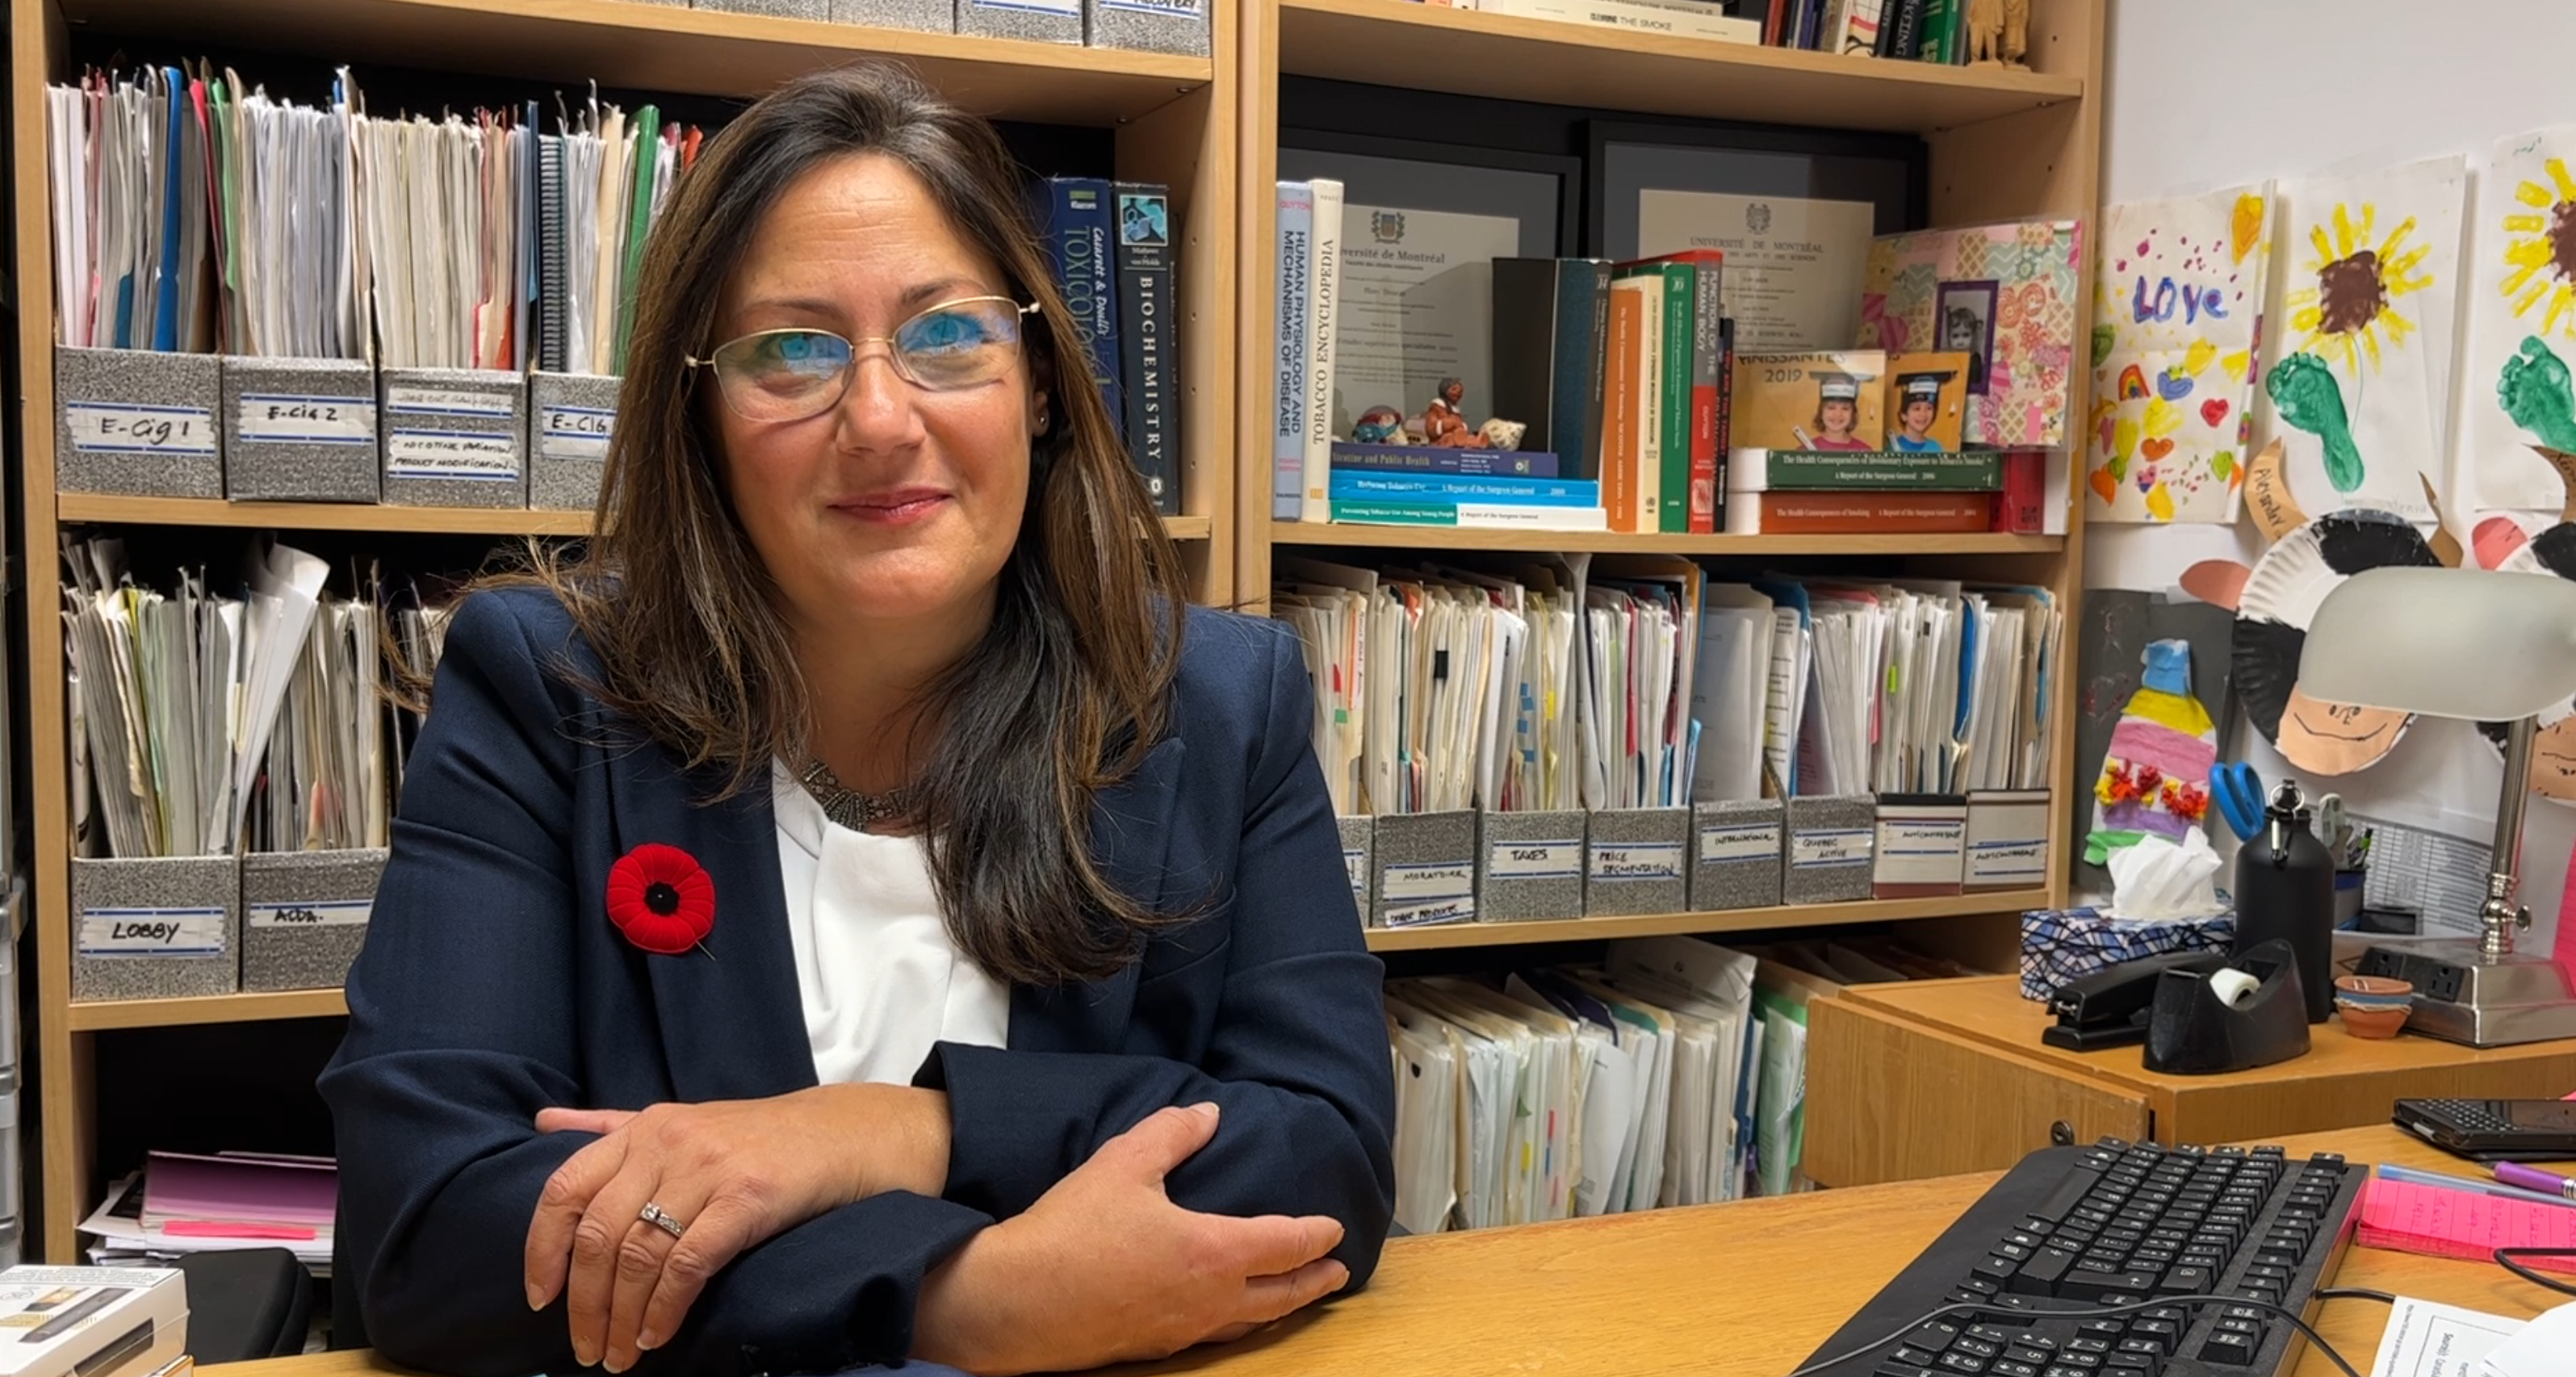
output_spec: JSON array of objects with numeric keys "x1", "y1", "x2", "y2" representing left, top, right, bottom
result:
[{"x1": 161, "y1": 1220, "x2": 316, "y2": 1241}]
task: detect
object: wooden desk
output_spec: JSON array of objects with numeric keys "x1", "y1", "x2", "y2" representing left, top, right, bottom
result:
[
  {"x1": 206, "y1": 1127, "x2": 2568, "y2": 1377},
  {"x1": 1803, "y1": 975, "x2": 2576, "y2": 1187}
]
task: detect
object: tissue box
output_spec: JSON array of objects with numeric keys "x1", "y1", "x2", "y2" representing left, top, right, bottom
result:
[
  {"x1": 55, "y1": 347, "x2": 224, "y2": 496},
  {"x1": 1336, "y1": 815, "x2": 1373, "y2": 922},
  {"x1": 2018, "y1": 906, "x2": 2236, "y2": 1003},
  {"x1": 1372, "y1": 810, "x2": 1476, "y2": 930},
  {"x1": 71, "y1": 855, "x2": 242, "y2": 1002},
  {"x1": 1477, "y1": 810, "x2": 1586, "y2": 922}
]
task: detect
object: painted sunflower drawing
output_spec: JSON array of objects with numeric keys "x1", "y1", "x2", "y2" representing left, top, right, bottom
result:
[
  {"x1": 2500, "y1": 154, "x2": 2576, "y2": 337},
  {"x1": 2284, "y1": 202, "x2": 2435, "y2": 373}
]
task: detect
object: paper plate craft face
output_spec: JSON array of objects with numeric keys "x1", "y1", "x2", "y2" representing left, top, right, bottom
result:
[
  {"x1": 2468, "y1": 446, "x2": 2576, "y2": 802},
  {"x1": 2180, "y1": 441, "x2": 2446, "y2": 777}
]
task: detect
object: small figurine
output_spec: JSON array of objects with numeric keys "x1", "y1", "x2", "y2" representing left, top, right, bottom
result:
[
  {"x1": 1966, "y1": 0, "x2": 2030, "y2": 69},
  {"x1": 1423, "y1": 377, "x2": 1485, "y2": 448},
  {"x1": 1800, "y1": 373, "x2": 1875, "y2": 451},
  {"x1": 1480, "y1": 418, "x2": 1527, "y2": 450},
  {"x1": 1352, "y1": 405, "x2": 1404, "y2": 444}
]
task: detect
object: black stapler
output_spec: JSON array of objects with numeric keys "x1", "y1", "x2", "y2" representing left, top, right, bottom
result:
[{"x1": 2042, "y1": 950, "x2": 2229, "y2": 1051}]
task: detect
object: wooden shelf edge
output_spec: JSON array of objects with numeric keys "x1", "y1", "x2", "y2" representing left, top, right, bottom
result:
[
  {"x1": 59, "y1": 493, "x2": 1217, "y2": 541},
  {"x1": 1365, "y1": 888, "x2": 2047, "y2": 952},
  {"x1": 1268, "y1": 523, "x2": 2063, "y2": 556},
  {"x1": 66, "y1": 988, "x2": 350, "y2": 1032}
]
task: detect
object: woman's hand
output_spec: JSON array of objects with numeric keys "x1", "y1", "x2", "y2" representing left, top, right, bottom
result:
[
  {"x1": 913, "y1": 1103, "x2": 1351, "y2": 1375},
  {"x1": 524, "y1": 1084, "x2": 950, "y2": 1372}
]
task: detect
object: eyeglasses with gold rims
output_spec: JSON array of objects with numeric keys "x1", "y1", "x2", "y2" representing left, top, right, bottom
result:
[{"x1": 687, "y1": 295, "x2": 1041, "y2": 423}]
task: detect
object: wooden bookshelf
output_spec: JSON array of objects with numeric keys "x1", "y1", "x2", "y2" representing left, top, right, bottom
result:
[
  {"x1": 1365, "y1": 889, "x2": 2055, "y2": 953},
  {"x1": 65, "y1": 989, "x2": 353, "y2": 1033},
  {"x1": 55, "y1": 0, "x2": 1213, "y2": 124},
  {"x1": 1271, "y1": 524, "x2": 2061, "y2": 557},
  {"x1": 55, "y1": 493, "x2": 1216, "y2": 542},
  {"x1": 1274, "y1": 0, "x2": 2084, "y2": 132}
]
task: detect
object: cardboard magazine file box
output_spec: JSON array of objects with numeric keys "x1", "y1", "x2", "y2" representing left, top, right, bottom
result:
[
  {"x1": 1691, "y1": 798, "x2": 1785, "y2": 912},
  {"x1": 830, "y1": 0, "x2": 954, "y2": 31},
  {"x1": 529, "y1": 373, "x2": 618, "y2": 512},
  {"x1": 381, "y1": 368, "x2": 528, "y2": 509},
  {"x1": 960, "y1": 0, "x2": 1081, "y2": 44},
  {"x1": 240, "y1": 848, "x2": 386, "y2": 993},
  {"x1": 53, "y1": 347, "x2": 224, "y2": 497},
  {"x1": 1371, "y1": 810, "x2": 1477, "y2": 931},
  {"x1": 1872, "y1": 793, "x2": 1967, "y2": 898},
  {"x1": 1585, "y1": 807, "x2": 1690, "y2": 916},
  {"x1": 70, "y1": 854, "x2": 241, "y2": 1002},
  {"x1": 1782, "y1": 795, "x2": 1875, "y2": 905},
  {"x1": 1336, "y1": 815, "x2": 1374, "y2": 924},
  {"x1": 1085, "y1": 0, "x2": 1209, "y2": 54},
  {"x1": 1966, "y1": 789, "x2": 2052, "y2": 891},
  {"x1": 224, "y1": 357, "x2": 379, "y2": 502},
  {"x1": 1476, "y1": 810, "x2": 1586, "y2": 922}
]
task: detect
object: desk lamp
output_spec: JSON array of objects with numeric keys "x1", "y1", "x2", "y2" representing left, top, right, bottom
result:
[{"x1": 2299, "y1": 564, "x2": 2576, "y2": 1047}]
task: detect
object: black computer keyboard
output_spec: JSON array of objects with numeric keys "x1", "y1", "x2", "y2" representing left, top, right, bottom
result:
[{"x1": 1797, "y1": 1137, "x2": 2367, "y2": 1377}]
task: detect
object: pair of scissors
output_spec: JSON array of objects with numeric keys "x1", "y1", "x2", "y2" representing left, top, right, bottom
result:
[{"x1": 2210, "y1": 761, "x2": 2264, "y2": 842}]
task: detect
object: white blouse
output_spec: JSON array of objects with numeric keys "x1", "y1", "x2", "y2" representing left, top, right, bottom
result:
[{"x1": 770, "y1": 763, "x2": 1011, "y2": 1086}]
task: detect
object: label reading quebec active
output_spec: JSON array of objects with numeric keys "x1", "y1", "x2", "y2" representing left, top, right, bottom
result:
[
  {"x1": 1379, "y1": 860, "x2": 1474, "y2": 929},
  {"x1": 538, "y1": 406, "x2": 614, "y2": 460},
  {"x1": 386, "y1": 430, "x2": 521, "y2": 479},
  {"x1": 1699, "y1": 822, "x2": 1781, "y2": 864},
  {"x1": 386, "y1": 384, "x2": 513, "y2": 418},
  {"x1": 65, "y1": 404, "x2": 219, "y2": 456},
  {"x1": 238, "y1": 395, "x2": 375, "y2": 444},
  {"x1": 247, "y1": 899, "x2": 374, "y2": 930},
  {"x1": 1487, "y1": 840, "x2": 1581, "y2": 880},
  {"x1": 1590, "y1": 842, "x2": 1683, "y2": 881},
  {"x1": 78, "y1": 907, "x2": 228, "y2": 959},
  {"x1": 1791, "y1": 828, "x2": 1872, "y2": 868}
]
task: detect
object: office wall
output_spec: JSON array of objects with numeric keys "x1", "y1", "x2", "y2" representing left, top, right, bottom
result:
[{"x1": 2091, "y1": 0, "x2": 2576, "y2": 941}]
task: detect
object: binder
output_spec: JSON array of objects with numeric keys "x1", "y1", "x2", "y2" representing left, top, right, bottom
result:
[
  {"x1": 381, "y1": 367, "x2": 528, "y2": 509},
  {"x1": 1782, "y1": 795, "x2": 1875, "y2": 905},
  {"x1": 1692, "y1": 798, "x2": 1785, "y2": 912},
  {"x1": 1372, "y1": 811, "x2": 1478, "y2": 929},
  {"x1": 529, "y1": 373, "x2": 619, "y2": 512},
  {"x1": 56, "y1": 348, "x2": 223, "y2": 497},
  {"x1": 71, "y1": 854, "x2": 243, "y2": 1002},
  {"x1": 1086, "y1": 0, "x2": 1210, "y2": 53},
  {"x1": 1337, "y1": 815, "x2": 1375, "y2": 922},
  {"x1": 241, "y1": 848, "x2": 385, "y2": 993},
  {"x1": 1586, "y1": 806, "x2": 1690, "y2": 916},
  {"x1": 831, "y1": 0, "x2": 956, "y2": 30},
  {"x1": 1873, "y1": 793, "x2": 1967, "y2": 898},
  {"x1": 1478, "y1": 810, "x2": 1586, "y2": 923},
  {"x1": 224, "y1": 357, "x2": 379, "y2": 502}
]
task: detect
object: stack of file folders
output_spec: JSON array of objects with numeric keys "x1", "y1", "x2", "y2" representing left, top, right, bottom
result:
[
  {"x1": 81, "y1": 1152, "x2": 335, "y2": 1274},
  {"x1": 60, "y1": 536, "x2": 452, "y2": 1002}
]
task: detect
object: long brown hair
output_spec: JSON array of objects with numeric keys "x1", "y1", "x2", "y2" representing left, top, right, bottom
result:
[{"x1": 503, "y1": 63, "x2": 1189, "y2": 985}]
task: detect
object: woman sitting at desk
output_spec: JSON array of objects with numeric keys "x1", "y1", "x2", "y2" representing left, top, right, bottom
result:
[{"x1": 321, "y1": 63, "x2": 1396, "y2": 1377}]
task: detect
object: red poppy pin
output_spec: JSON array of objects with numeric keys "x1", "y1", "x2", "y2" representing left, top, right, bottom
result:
[{"x1": 606, "y1": 843, "x2": 715, "y2": 955}]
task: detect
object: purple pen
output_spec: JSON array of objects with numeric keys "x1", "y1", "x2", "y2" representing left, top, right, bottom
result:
[{"x1": 2494, "y1": 1161, "x2": 2576, "y2": 1201}]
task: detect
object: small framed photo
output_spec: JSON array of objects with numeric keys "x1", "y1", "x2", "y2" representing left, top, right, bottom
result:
[{"x1": 1934, "y1": 280, "x2": 2000, "y2": 396}]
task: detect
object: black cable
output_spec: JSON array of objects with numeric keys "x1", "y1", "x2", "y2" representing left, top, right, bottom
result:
[
  {"x1": 1778, "y1": 1292, "x2": 2365, "y2": 1377},
  {"x1": 2313, "y1": 1287, "x2": 2397, "y2": 1305},
  {"x1": 2495, "y1": 1247, "x2": 2576, "y2": 1297}
]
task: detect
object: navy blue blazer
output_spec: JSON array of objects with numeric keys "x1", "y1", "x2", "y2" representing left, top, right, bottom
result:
[{"x1": 320, "y1": 587, "x2": 1397, "y2": 1377}]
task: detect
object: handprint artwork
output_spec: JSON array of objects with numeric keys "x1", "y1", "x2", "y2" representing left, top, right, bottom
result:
[{"x1": 2465, "y1": 128, "x2": 2576, "y2": 511}]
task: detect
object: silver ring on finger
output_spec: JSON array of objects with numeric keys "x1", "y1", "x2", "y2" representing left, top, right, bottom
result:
[{"x1": 639, "y1": 1201, "x2": 686, "y2": 1240}]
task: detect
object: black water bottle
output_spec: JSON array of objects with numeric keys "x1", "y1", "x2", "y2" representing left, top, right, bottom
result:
[{"x1": 2233, "y1": 781, "x2": 2336, "y2": 1023}]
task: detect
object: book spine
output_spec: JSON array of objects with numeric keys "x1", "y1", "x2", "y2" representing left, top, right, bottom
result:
[
  {"x1": 1329, "y1": 472, "x2": 1602, "y2": 505},
  {"x1": 1841, "y1": 0, "x2": 1883, "y2": 54},
  {"x1": 1331, "y1": 499, "x2": 1611, "y2": 531},
  {"x1": 1728, "y1": 491, "x2": 1996, "y2": 534},
  {"x1": 1573, "y1": 261, "x2": 1612, "y2": 480},
  {"x1": 1603, "y1": 284, "x2": 1644, "y2": 532},
  {"x1": 1301, "y1": 178, "x2": 1344, "y2": 524},
  {"x1": 1657, "y1": 266, "x2": 1694, "y2": 534},
  {"x1": 1766, "y1": 0, "x2": 1791, "y2": 44},
  {"x1": 1994, "y1": 449, "x2": 2046, "y2": 532},
  {"x1": 1489, "y1": 258, "x2": 1560, "y2": 462},
  {"x1": 1333, "y1": 444, "x2": 1561, "y2": 477},
  {"x1": 1917, "y1": 0, "x2": 1950, "y2": 61},
  {"x1": 1711, "y1": 317, "x2": 1735, "y2": 534},
  {"x1": 1754, "y1": 449, "x2": 2004, "y2": 489},
  {"x1": 1041, "y1": 178, "x2": 1123, "y2": 442},
  {"x1": 1888, "y1": 0, "x2": 1926, "y2": 57},
  {"x1": 1272, "y1": 182, "x2": 1312, "y2": 521},
  {"x1": 1112, "y1": 182, "x2": 1177, "y2": 514}
]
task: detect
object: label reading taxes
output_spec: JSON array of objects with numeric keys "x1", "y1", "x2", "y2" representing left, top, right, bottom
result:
[
  {"x1": 65, "y1": 404, "x2": 219, "y2": 457},
  {"x1": 387, "y1": 430, "x2": 520, "y2": 479},
  {"x1": 1590, "y1": 842, "x2": 1683, "y2": 881},
  {"x1": 538, "y1": 406, "x2": 614, "y2": 461},
  {"x1": 1968, "y1": 839, "x2": 2048, "y2": 881},
  {"x1": 1699, "y1": 823, "x2": 1780, "y2": 864},
  {"x1": 1487, "y1": 840, "x2": 1581, "y2": 880},
  {"x1": 974, "y1": 0, "x2": 1081, "y2": 15},
  {"x1": 1380, "y1": 860, "x2": 1473, "y2": 902},
  {"x1": 238, "y1": 394, "x2": 375, "y2": 445},
  {"x1": 248, "y1": 899, "x2": 374, "y2": 930},
  {"x1": 1342, "y1": 848, "x2": 1368, "y2": 898},
  {"x1": 1791, "y1": 828, "x2": 1872, "y2": 868},
  {"x1": 387, "y1": 384, "x2": 512, "y2": 418},
  {"x1": 78, "y1": 907, "x2": 227, "y2": 959}
]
